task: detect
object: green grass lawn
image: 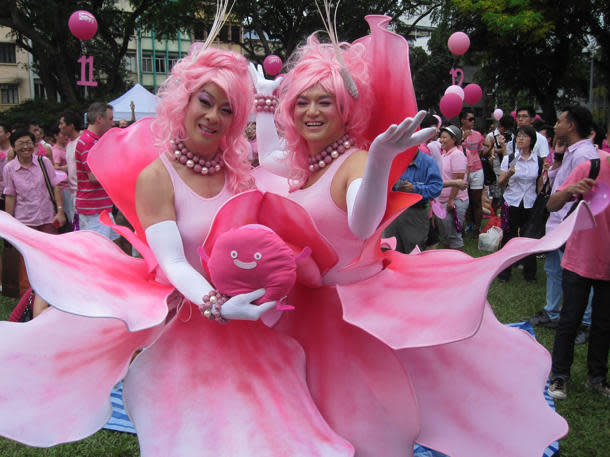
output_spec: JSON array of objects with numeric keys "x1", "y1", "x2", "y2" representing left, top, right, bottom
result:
[{"x1": 0, "y1": 236, "x2": 608, "y2": 456}]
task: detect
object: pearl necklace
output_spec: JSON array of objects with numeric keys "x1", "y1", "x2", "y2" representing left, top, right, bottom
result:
[
  {"x1": 170, "y1": 139, "x2": 224, "y2": 176},
  {"x1": 307, "y1": 134, "x2": 355, "y2": 172}
]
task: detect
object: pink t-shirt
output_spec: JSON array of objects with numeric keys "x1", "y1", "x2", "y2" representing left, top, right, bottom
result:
[
  {"x1": 36, "y1": 142, "x2": 48, "y2": 157},
  {"x1": 52, "y1": 144, "x2": 66, "y2": 166},
  {"x1": 2, "y1": 156, "x2": 60, "y2": 226},
  {"x1": 52, "y1": 144, "x2": 69, "y2": 190},
  {"x1": 439, "y1": 146, "x2": 468, "y2": 202},
  {"x1": 462, "y1": 130, "x2": 484, "y2": 172},
  {"x1": 0, "y1": 146, "x2": 11, "y2": 190},
  {"x1": 560, "y1": 150, "x2": 610, "y2": 280}
]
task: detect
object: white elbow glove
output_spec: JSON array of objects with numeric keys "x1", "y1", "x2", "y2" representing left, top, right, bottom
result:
[
  {"x1": 248, "y1": 63, "x2": 291, "y2": 177},
  {"x1": 347, "y1": 111, "x2": 435, "y2": 239},
  {"x1": 146, "y1": 220, "x2": 212, "y2": 306}
]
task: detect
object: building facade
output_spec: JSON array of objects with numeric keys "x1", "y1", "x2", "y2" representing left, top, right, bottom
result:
[{"x1": 0, "y1": 27, "x2": 34, "y2": 111}]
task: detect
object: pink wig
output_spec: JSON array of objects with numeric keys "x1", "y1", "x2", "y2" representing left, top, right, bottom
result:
[
  {"x1": 276, "y1": 34, "x2": 373, "y2": 191},
  {"x1": 153, "y1": 47, "x2": 255, "y2": 193}
]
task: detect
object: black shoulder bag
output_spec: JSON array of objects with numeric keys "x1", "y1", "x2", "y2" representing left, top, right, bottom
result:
[{"x1": 38, "y1": 156, "x2": 72, "y2": 233}]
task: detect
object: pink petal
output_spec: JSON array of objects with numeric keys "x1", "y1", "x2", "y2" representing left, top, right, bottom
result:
[
  {"x1": 202, "y1": 191, "x2": 338, "y2": 279},
  {"x1": 88, "y1": 118, "x2": 159, "y2": 243},
  {"x1": 275, "y1": 284, "x2": 420, "y2": 457},
  {"x1": 123, "y1": 303, "x2": 353, "y2": 457},
  {"x1": 354, "y1": 15, "x2": 419, "y2": 195},
  {"x1": 398, "y1": 304, "x2": 568, "y2": 457},
  {"x1": 337, "y1": 201, "x2": 596, "y2": 349},
  {"x1": 0, "y1": 308, "x2": 161, "y2": 447},
  {"x1": 0, "y1": 212, "x2": 173, "y2": 331}
]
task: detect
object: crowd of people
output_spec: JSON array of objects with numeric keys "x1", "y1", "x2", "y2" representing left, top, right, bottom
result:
[{"x1": 0, "y1": 11, "x2": 608, "y2": 457}]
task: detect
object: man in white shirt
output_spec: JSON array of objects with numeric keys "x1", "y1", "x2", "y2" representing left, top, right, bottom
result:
[
  {"x1": 506, "y1": 106, "x2": 549, "y2": 159},
  {"x1": 58, "y1": 111, "x2": 82, "y2": 224}
]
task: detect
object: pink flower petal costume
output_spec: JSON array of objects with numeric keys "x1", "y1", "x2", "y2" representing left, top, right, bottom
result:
[{"x1": 0, "y1": 15, "x2": 595, "y2": 457}]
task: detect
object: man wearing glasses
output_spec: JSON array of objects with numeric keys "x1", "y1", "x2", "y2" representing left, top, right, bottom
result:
[
  {"x1": 460, "y1": 108, "x2": 485, "y2": 239},
  {"x1": 508, "y1": 106, "x2": 550, "y2": 159}
]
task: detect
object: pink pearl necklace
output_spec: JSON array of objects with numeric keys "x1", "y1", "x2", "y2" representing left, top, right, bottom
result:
[
  {"x1": 170, "y1": 139, "x2": 224, "y2": 176},
  {"x1": 307, "y1": 134, "x2": 355, "y2": 172}
]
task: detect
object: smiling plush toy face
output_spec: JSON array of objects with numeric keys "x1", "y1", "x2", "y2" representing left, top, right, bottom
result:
[{"x1": 204, "y1": 224, "x2": 297, "y2": 304}]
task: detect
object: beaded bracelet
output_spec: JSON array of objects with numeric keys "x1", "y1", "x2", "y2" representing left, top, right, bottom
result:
[
  {"x1": 199, "y1": 289, "x2": 229, "y2": 324},
  {"x1": 254, "y1": 94, "x2": 278, "y2": 113}
]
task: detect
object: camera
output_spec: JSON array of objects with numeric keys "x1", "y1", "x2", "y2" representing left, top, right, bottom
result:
[{"x1": 502, "y1": 132, "x2": 513, "y2": 143}]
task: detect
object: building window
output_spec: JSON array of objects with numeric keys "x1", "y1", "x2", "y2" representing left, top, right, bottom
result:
[
  {"x1": 0, "y1": 84, "x2": 19, "y2": 104},
  {"x1": 124, "y1": 53, "x2": 137, "y2": 73},
  {"x1": 142, "y1": 53, "x2": 153, "y2": 73},
  {"x1": 193, "y1": 21, "x2": 207, "y2": 41},
  {"x1": 155, "y1": 56, "x2": 166, "y2": 73},
  {"x1": 0, "y1": 43, "x2": 16, "y2": 63},
  {"x1": 34, "y1": 79, "x2": 46, "y2": 99},
  {"x1": 168, "y1": 53, "x2": 180, "y2": 71},
  {"x1": 230, "y1": 26, "x2": 241, "y2": 42}
]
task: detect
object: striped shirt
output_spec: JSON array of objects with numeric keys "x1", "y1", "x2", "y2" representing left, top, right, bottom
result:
[{"x1": 75, "y1": 129, "x2": 113, "y2": 215}]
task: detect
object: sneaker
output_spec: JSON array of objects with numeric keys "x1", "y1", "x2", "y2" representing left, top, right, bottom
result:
[
  {"x1": 527, "y1": 310, "x2": 558, "y2": 328},
  {"x1": 585, "y1": 379, "x2": 610, "y2": 398},
  {"x1": 548, "y1": 378, "x2": 567, "y2": 400},
  {"x1": 575, "y1": 326, "x2": 590, "y2": 345}
]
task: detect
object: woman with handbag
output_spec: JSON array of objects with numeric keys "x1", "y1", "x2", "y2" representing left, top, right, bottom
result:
[
  {"x1": 2, "y1": 130, "x2": 66, "y2": 316},
  {"x1": 437, "y1": 125, "x2": 469, "y2": 249},
  {"x1": 497, "y1": 125, "x2": 544, "y2": 282}
]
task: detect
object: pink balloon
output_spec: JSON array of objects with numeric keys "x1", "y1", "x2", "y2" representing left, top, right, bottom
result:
[
  {"x1": 445, "y1": 85, "x2": 464, "y2": 100},
  {"x1": 263, "y1": 55, "x2": 283, "y2": 76},
  {"x1": 534, "y1": 114, "x2": 541, "y2": 120},
  {"x1": 439, "y1": 93, "x2": 463, "y2": 119},
  {"x1": 68, "y1": 10, "x2": 97, "y2": 41},
  {"x1": 510, "y1": 110, "x2": 517, "y2": 119},
  {"x1": 448, "y1": 32, "x2": 470, "y2": 56},
  {"x1": 463, "y1": 83, "x2": 482, "y2": 105},
  {"x1": 493, "y1": 108, "x2": 504, "y2": 121}
]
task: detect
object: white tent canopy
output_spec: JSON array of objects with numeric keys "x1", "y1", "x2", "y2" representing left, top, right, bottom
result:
[{"x1": 109, "y1": 83, "x2": 159, "y2": 121}]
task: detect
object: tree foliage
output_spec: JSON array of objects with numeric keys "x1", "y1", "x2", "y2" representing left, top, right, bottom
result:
[
  {"x1": 0, "y1": 0, "x2": 200, "y2": 105},
  {"x1": 233, "y1": 0, "x2": 444, "y2": 63},
  {"x1": 448, "y1": 0, "x2": 603, "y2": 122}
]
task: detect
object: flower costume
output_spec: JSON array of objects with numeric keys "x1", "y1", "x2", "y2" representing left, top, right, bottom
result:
[{"x1": 0, "y1": 15, "x2": 597, "y2": 457}]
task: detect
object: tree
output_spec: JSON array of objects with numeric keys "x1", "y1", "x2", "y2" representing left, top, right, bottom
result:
[
  {"x1": 0, "y1": 0, "x2": 200, "y2": 105},
  {"x1": 232, "y1": 0, "x2": 444, "y2": 63},
  {"x1": 448, "y1": 0, "x2": 597, "y2": 122}
]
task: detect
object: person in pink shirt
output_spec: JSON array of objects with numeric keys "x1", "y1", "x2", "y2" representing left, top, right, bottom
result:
[
  {"x1": 0, "y1": 122, "x2": 12, "y2": 211},
  {"x1": 28, "y1": 121, "x2": 52, "y2": 162},
  {"x1": 602, "y1": 122, "x2": 610, "y2": 152},
  {"x1": 437, "y1": 124, "x2": 469, "y2": 249},
  {"x1": 75, "y1": 102, "x2": 117, "y2": 240},
  {"x1": 3, "y1": 130, "x2": 65, "y2": 298},
  {"x1": 547, "y1": 149, "x2": 610, "y2": 400},
  {"x1": 460, "y1": 108, "x2": 485, "y2": 239},
  {"x1": 58, "y1": 110, "x2": 82, "y2": 219},
  {"x1": 50, "y1": 123, "x2": 73, "y2": 224}
]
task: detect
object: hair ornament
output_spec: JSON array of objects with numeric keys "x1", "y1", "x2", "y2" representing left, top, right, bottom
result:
[
  {"x1": 192, "y1": 0, "x2": 236, "y2": 58},
  {"x1": 314, "y1": 0, "x2": 359, "y2": 99}
]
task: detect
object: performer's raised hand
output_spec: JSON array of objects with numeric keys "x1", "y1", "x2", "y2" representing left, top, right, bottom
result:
[
  {"x1": 369, "y1": 110, "x2": 436, "y2": 162},
  {"x1": 248, "y1": 63, "x2": 283, "y2": 96}
]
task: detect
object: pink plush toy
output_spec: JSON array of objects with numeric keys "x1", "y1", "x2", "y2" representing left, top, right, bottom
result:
[{"x1": 198, "y1": 224, "x2": 310, "y2": 309}]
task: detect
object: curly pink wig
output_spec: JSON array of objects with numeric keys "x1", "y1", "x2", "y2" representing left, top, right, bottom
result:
[
  {"x1": 152, "y1": 46, "x2": 255, "y2": 193},
  {"x1": 276, "y1": 34, "x2": 373, "y2": 190}
]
